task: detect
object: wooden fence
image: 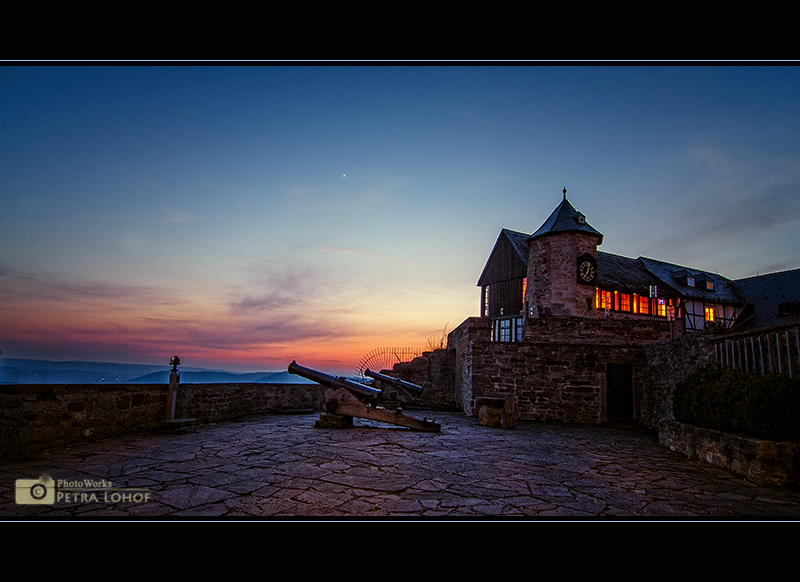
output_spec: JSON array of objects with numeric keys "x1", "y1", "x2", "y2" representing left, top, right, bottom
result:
[{"x1": 714, "y1": 323, "x2": 800, "y2": 378}]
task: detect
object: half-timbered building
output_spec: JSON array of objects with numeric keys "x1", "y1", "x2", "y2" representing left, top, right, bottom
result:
[
  {"x1": 476, "y1": 189, "x2": 772, "y2": 342},
  {"x1": 447, "y1": 188, "x2": 800, "y2": 424}
]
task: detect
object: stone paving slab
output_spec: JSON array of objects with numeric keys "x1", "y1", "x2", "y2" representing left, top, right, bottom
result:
[{"x1": 2, "y1": 411, "x2": 800, "y2": 520}]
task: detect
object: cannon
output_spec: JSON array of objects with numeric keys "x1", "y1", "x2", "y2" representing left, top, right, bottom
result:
[
  {"x1": 364, "y1": 368, "x2": 424, "y2": 399},
  {"x1": 288, "y1": 361, "x2": 439, "y2": 432},
  {"x1": 288, "y1": 360, "x2": 381, "y2": 399}
]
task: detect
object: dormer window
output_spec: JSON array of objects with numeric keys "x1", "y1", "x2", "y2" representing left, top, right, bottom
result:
[
  {"x1": 576, "y1": 215, "x2": 586, "y2": 224},
  {"x1": 673, "y1": 270, "x2": 696, "y2": 288},
  {"x1": 693, "y1": 274, "x2": 714, "y2": 291}
]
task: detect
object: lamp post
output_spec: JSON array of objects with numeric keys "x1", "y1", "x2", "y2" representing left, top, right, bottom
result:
[
  {"x1": 164, "y1": 356, "x2": 196, "y2": 431},
  {"x1": 167, "y1": 356, "x2": 180, "y2": 420}
]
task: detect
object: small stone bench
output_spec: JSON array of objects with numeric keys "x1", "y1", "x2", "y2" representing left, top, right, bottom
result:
[{"x1": 476, "y1": 395, "x2": 516, "y2": 429}]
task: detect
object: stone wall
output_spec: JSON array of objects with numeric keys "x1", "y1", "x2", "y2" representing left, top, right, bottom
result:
[
  {"x1": 448, "y1": 317, "x2": 492, "y2": 413},
  {"x1": 385, "y1": 348, "x2": 457, "y2": 410},
  {"x1": 640, "y1": 331, "x2": 718, "y2": 429},
  {"x1": 448, "y1": 317, "x2": 794, "y2": 429},
  {"x1": 176, "y1": 383, "x2": 324, "y2": 423},
  {"x1": 448, "y1": 315, "x2": 668, "y2": 423},
  {"x1": 659, "y1": 419, "x2": 800, "y2": 487},
  {"x1": 0, "y1": 382, "x2": 325, "y2": 458},
  {"x1": 463, "y1": 340, "x2": 645, "y2": 423},
  {"x1": 524, "y1": 314, "x2": 675, "y2": 345}
]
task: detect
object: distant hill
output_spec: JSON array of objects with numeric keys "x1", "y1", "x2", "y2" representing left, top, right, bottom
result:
[
  {"x1": 0, "y1": 358, "x2": 164, "y2": 384},
  {"x1": 126, "y1": 370, "x2": 314, "y2": 384},
  {"x1": 0, "y1": 358, "x2": 302, "y2": 385},
  {"x1": 257, "y1": 370, "x2": 315, "y2": 384}
]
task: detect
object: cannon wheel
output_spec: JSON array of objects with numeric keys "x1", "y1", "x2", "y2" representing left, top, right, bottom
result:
[{"x1": 356, "y1": 347, "x2": 424, "y2": 380}]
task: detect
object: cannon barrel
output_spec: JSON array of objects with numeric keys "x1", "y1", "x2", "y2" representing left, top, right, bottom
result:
[
  {"x1": 288, "y1": 361, "x2": 381, "y2": 399},
  {"x1": 364, "y1": 369, "x2": 424, "y2": 397}
]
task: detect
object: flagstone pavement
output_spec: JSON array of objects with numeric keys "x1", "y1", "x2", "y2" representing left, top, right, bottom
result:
[{"x1": 2, "y1": 411, "x2": 800, "y2": 520}]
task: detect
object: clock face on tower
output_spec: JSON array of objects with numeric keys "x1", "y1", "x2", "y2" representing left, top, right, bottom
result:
[{"x1": 577, "y1": 257, "x2": 596, "y2": 285}]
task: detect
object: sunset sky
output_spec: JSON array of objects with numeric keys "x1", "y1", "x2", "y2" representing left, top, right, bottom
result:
[{"x1": 2, "y1": 65, "x2": 799, "y2": 375}]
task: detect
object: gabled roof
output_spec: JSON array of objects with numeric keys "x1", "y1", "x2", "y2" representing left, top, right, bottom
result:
[
  {"x1": 529, "y1": 193, "x2": 603, "y2": 244},
  {"x1": 732, "y1": 268, "x2": 800, "y2": 328},
  {"x1": 596, "y1": 252, "x2": 674, "y2": 296},
  {"x1": 503, "y1": 229, "x2": 530, "y2": 263},
  {"x1": 639, "y1": 257, "x2": 745, "y2": 305},
  {"x1": 477, "y1": 229, "x2": 530, "y2": 286}
]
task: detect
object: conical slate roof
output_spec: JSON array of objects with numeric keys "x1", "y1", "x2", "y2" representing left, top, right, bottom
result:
[{"x1": 529, "y1": 189, "x2": 603, "y2": 244}]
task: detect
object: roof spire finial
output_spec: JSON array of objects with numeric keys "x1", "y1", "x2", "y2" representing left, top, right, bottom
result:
[{"x1": 562, "y1": 187, "x2": 567, "y2": 200}]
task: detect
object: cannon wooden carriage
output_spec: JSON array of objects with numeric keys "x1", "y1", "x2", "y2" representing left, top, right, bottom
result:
[{"x1": 288, "y1": 361, "x2": 439, "y2": 432}]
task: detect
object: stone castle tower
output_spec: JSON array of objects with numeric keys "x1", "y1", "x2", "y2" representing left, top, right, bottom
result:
[{"x1": 526, "y1": 189, "x2": 603, "y2": 318}]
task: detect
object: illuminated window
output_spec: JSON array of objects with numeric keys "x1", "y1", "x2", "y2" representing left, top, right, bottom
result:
[
  {"x1": 596, "y1": 289, "x2": 612, "y2": 310},
  {"x1": 705, "y1": 305, "x2": 715, "y2": 322},
  {"x1": 638, "y1": 295, "x2": 649, "y2": 314},
  {"x1": 521, "y1": 278, "x2": 527, "y2": 310},
  {"x1": 706, "y1": 280, "x2": 715, "y2": 291},
  {"x1": 619, "y1": 293, "x2": 631, "y2": 312},
  {"x1": 654, "y1": 298, "x2": 676, "y2": 318}
]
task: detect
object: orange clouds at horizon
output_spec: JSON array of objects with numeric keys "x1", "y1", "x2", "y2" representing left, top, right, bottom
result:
[
  {"x1": 0, "y1": 305, "x2": 432, "y2": 376},
  {"x1": 0, "y1": 262, "x2": 466, "y2": 376}
]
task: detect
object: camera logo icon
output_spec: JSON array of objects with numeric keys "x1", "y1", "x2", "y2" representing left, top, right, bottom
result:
[{"x1": 16, "y1": 475, "x2": 56, "y2": 505}]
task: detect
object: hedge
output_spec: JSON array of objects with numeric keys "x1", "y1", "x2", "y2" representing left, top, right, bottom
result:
[{"x1": 673, "y1": 367, "x2": 800, "y2": 442}]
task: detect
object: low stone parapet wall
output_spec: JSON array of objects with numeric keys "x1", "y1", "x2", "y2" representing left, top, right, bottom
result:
[
  {"x1": 0, "y1": 383, "x2": 325, "y2": 458},
  {"x1": 659, "y1": 419, "x2": 800, "y2": 487}
]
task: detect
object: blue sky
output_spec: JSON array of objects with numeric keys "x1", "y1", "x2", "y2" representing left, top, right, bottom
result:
[{"x1": 1, "y1": 65, "x2": 798, "y2": 374}]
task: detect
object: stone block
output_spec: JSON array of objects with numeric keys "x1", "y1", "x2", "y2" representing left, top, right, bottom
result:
[
  {"x1": 315, "y1": 413, "x2": 354, "y2": 429},
  {"x1": 479, "y1": 405, "x2": 502, "y2": 427},
  {"x1": 501, "y1": 394, "x2": 516, "y2": 429}
]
